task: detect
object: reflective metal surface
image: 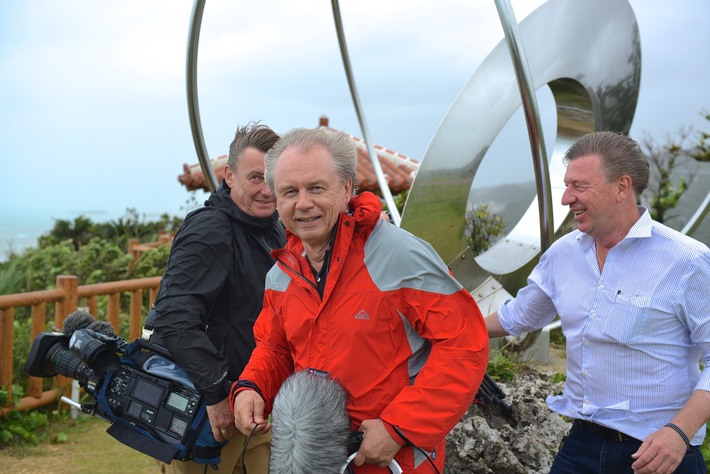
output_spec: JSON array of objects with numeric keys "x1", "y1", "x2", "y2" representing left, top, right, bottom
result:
[
  {"x1": 401, "y1": 0, "x2": 641, "y2": 301},
  {"x1": 494, "y1": 0, "x2": 553, "y2": 254},
  {"x1": 682, "y1": 192, "x2": 710, "y2": 237},
  {"x1": 186, "y1": 0, "x2": 217, "y2": 192},
  {"x1": 331, "y1": 0, "x2": 401, "y2": 226}
]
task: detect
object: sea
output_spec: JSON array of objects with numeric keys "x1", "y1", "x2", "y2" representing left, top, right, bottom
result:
[
  {"x1": 2, "y1": 180, "x2": 708, "y2": 263},
  {"x1": 0, "y1": 207, "x2": 184, "y2": 262}
]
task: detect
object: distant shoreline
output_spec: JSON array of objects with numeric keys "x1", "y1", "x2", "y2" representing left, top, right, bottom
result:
[{"x1": 0, "y1": 207, "x2": 185, "y2": 262}]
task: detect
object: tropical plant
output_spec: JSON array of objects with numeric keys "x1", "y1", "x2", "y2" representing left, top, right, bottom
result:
[
  {"x1": 39, "y1": 216, "x2": 96, "y2": 250},
  {"x1": 132, "y1": 246, "x2": 171, "y2": 278}
]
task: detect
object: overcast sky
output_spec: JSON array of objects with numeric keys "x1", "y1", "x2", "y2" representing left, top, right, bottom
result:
[{"x1": 1, "y1": 0, "x2": 708, "y2": 226}]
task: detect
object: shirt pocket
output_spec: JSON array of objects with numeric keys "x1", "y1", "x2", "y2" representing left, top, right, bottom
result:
[{"x1": 603, "y1": 293, "x2": 651, "y2": 345}]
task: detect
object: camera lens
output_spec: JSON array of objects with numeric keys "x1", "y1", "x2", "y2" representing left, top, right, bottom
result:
[
  {"x1": 69, "y1": 329, "x2": 121, "y2": 371},
  {"x1": 25, "y1": 333, "x2": 105, "y2": 394},
  {"x1": 48, "y1": 343, "x2": 90, "y2": 379}
]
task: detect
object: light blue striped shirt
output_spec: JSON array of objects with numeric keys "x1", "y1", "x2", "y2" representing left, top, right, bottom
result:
[{"x1": 499, "y1": 207, "x2": 710, "y2": 444}]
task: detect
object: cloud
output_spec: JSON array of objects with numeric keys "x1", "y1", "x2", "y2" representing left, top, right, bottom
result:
[{"x1": 0, "y1": 0, "x2": 708, "y2": 226}]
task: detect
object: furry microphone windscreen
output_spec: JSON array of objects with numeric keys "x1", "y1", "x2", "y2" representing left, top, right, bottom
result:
[
  {"x1": 62, "y1": 309, "x2": 116, "y2": 337},
  {"x1": 270, "y1": 371, "x2": 352, "y2": 474}
]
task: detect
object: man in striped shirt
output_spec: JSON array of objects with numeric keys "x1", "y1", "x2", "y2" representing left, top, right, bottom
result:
[{"x1": 486, "y1": 131, "x2": 710, "y2": 474}]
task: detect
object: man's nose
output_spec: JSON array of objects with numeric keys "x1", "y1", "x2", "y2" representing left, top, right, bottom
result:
[
  {"x1": 259, "y1": 182, "x2": 273, "y2": 197},
  {"x1": 295, "y1": 190, "x2": 312, "y2": 209},
  {"x1": 561, "y1": 186, "x2": 574, "y2": 206}
]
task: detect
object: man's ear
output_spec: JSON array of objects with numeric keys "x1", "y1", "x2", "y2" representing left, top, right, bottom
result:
[
  {"x1": 224, "y1": 164, "x2": 234, "y2": 187},
  {"x1": 340, "y1": 179, "x2": 353, "y2": 210},
  {"x1": 617, "y1": 175, "x2": 633, "y2": 201}
]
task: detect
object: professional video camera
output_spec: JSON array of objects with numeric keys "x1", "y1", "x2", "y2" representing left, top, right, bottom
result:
[{"x1": 24, "y1": 310, "x2": 222, "y2": 465}]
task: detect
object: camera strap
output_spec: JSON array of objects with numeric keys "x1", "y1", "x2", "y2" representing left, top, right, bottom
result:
[{"x1": 106, "y1": 422, "x2": 178, "y2": 463}]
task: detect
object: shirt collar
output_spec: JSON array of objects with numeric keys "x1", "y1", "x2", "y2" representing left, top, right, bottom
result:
[
  {"x1": 624, "y1": 206, "x2": 652, "y2": 239},
  {"x1": 575, "y1": 205, "x2": 652, "y2": 248}
]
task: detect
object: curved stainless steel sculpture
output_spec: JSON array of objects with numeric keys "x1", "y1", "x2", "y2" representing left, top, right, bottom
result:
[
  {"x1": 400, "y1": 0, "x2": 641, "y2": 317},
  {"x1": 184, "y1": 0, "x2": 707, "y2": 344},
  {"x1": 494, "y1": 0, "x2": 553, "y2": 255},
  {"x1": 186, "y1": 0, "x2": 217, "y2": 192},
  {"x1": 330, "y1": 0, "x2": 402, "y2": 227},
  {"x1": 683, "y1": 193, "x2": 710, "y2": 237}
]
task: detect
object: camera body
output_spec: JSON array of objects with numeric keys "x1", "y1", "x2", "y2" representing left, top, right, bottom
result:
[
  {"x1": 25, "y1": 330, "x2": 219, "y2": 464},
  {"x1": 103, "y1": 363, "x2": 201, "y2": 445}
]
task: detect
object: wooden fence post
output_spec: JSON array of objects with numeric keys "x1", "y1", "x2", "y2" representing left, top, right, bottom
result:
[
  {"x1": 55, "y1": 275, "x2": 78, "y2": 400},
  {"x1": 55, "y1": 275, "x2": 79, "y2": 330},
  {"x1": 128, "y1": 238, "x2": 140, "y2": 260},
  {"x1": 0, "y1": 308, "x2": 14, "y2": 402},
  {"x1": 86, "y1": 295, "x2": 98, "y2": 319},
  {"x1": 28, "y1": 304, "x2": 47, "y2": 398},
  {"x1": 129, "y1": 289, "x2": 142, "y2": 341},
  {"x1": 107, "y1": 293, "x2": 120, "y2": 335}
]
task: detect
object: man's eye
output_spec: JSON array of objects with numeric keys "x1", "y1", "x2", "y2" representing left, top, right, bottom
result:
[{"x1": 250, "y1": 175, "x2": 264, "y2": 182}]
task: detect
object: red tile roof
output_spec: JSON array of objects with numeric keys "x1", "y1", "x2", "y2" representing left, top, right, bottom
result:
[{"x1": 177, "y1": 116, "x2": 419, "y2": 196}]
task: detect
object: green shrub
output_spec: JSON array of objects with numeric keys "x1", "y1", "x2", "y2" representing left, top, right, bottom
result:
[
  {"x1": 487, "y1": 350, "x2": 520, "y2": 382},
  {"x1": 21, "y1": 240, "x2": 76, "y2": 291},
  {"x1": 0, "y1": 408, "x2": 56, "y2": 448},
  {"x1": 132, "y1": 246, "x2": 171, "y2": 278},
  {"x1": 551, "y1": 372, "x2": 566, "y2": 384}
]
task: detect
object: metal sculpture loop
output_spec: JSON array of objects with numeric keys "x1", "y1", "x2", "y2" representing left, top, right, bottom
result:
[{"x1": 400, "y1": 0, "x2": 641, "y2": 316}]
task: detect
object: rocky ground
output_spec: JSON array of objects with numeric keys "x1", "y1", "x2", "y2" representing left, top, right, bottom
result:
[{"x1": 445, "y1": 359, "x2": 570, "y2": 473}]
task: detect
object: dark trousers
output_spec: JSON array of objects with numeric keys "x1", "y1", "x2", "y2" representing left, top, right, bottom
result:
[{"x1": 549, "y1": 420, "x2": 706, "y2": 474}]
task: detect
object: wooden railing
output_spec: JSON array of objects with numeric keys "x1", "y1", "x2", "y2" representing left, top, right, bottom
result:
[
  {"x1": 128, "y1": 232, "x2": 174, "y2": 260},
  {"x1": 0, "y1": 274, "x2": 161, "y2": 416}
]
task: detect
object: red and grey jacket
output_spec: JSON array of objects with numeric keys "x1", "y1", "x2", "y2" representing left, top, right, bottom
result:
[{"x1": 233, "y1": 191, "x2": 488, "y2": 472}]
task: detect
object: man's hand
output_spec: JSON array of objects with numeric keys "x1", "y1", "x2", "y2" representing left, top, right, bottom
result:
[
  {"x1": 630, "y1": 425, "x2": 687, "y2": 474},
  {"x1": 233, "y1": 390, "x2": 272, "y2": 437},
  {"x1": 206, "y1": 398, "x2": 237, "y2": 443},
  {"x1": 352, "y1": 419, "x2": 402, "y2": 468}
]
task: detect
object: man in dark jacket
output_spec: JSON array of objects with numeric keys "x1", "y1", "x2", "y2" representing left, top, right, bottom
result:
[{"x1": 149, "y1": 123, "x2": 285, "y2": 473}]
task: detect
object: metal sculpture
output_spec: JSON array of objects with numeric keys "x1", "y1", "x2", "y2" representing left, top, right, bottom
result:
[
  {"x1": 185, "y1": 0, "x2": 708, "y2": 346},
  {"x1": 400, "y1": 0, "x2": 641, "y2": 324},
  {"x1": 186, "y1": 0, "x2": 217, "y2": 192}
]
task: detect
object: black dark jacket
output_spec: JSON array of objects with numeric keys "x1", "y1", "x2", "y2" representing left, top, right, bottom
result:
[{"x1": 148, "y1": 181, "x2": 286, "y2": 405}]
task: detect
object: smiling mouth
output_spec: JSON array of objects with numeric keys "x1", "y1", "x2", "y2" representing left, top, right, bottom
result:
[
  {"x1": 297, "y1": 216, "x2": 320, "y2": 223},
  {"x1": 572, "y1": 209, "x2": 586, "y2": 217}
]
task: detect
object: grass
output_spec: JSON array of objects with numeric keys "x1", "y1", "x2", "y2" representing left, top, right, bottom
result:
[{"x1": 0, "y1": 414, "x2": 156, "y2": 474}]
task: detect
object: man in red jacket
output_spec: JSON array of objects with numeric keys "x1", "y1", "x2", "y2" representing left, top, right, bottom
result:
[{"x1": 231, "y1": 127, "x2": 489, "y2": 473}]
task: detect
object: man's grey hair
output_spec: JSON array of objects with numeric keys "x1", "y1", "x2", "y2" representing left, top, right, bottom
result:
[
  {"x1": 227, "y1": 122, "x2": 280, "y2": 172},
  {"x1": 269, "y1": 371, "x2": 351, "y2": 474},
  {"x1": 264, "y1": 128, "x2": 357, "y2": 194},
  {"x1": 564, "y1": 130, "x2": 650, "y2": 198}
]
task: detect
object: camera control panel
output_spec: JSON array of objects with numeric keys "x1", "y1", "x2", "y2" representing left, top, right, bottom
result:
[{"x1": 106, "y1": 366, "x2": 201, "y2": 443}]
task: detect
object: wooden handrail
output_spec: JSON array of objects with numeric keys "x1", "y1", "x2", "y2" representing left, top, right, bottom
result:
[
  {"x1": 0, "y1": 289, "x2": 64, "y2": 310},
  {"x1": 77, "y1": 277, "x2": 162, "y2": 297},
  {"x1": 0, "y1": 274, "x2": 162, "y2": 416}
]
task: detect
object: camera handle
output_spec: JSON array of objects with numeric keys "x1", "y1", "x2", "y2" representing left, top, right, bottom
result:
[{"x1": 60, "y1": 395, "x2": 112, "y2": 423}]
